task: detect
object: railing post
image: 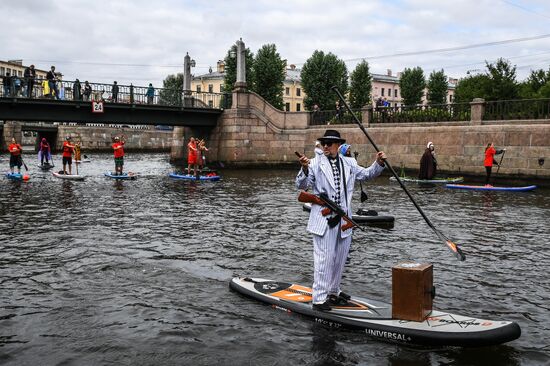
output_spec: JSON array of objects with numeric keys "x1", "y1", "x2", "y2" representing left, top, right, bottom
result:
[
  {"x1": 470, "y1": 98, "x2": 485, "y2": 125},
  {"x1": 362, "y1": 104, "x2": 373, "y2": 127}
]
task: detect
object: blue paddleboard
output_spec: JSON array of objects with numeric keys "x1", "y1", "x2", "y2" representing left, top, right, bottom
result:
[
  {"x1": 169, "y1": 173, "x2": 221, "y2": 181},
  {"x1": 445, "y1": 184, "x2": 537, "y2": 192},
  {"x1": 5, "y1": 172, "x2": 23, "y2": 180},
  {"x1": 104, "y1": 172, "x2": 137, "y2": 180}
]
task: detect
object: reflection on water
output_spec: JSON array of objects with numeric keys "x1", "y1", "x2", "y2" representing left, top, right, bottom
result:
[{"x1": 0, "y1": 153, "x2": 549, "y2": 365}]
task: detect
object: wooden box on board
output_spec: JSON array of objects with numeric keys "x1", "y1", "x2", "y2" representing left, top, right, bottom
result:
[{"x1": 392, "y1": 262, "x2": 434, "y2": 322}]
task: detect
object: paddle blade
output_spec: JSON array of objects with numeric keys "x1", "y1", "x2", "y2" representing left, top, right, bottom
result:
[
  {"x1": 360, "y1": 191, "x2": 368, "y2": 202},
  {"x1": 446, "y1": 239, "x2": 466, "y2": 261}
]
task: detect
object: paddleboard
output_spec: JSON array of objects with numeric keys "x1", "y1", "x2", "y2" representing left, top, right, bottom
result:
[
  {"x1": 5, "y1": 172, "x2": 23, "y2": 180},
  {"x1": 390, "y1": 176, "x2": 464, "y2": 184},
  {"x1": 52, "y1": 171, "x2": 85, "y2": 181},
  {"x1": 230, "y1": 277, "x2": 521, "y2": 347},
  {"x1": 75, "y1": 159, "x2": 91, "y2": 163},
  {"x1": 104, "y1": 172, "x2": 137, "y2": 180},
  {"x1": 302, "y1": 203, "x2": 394, "y2": 227},
  {"x1": 38, "y1": 163, "x2": 55, "y2": 171},
  {"x1": 169, "y1": 173, "x2": 221, "y2": 181},
  {"x1": 445, "y1": 184, "x2": 537, "y2": 192}
]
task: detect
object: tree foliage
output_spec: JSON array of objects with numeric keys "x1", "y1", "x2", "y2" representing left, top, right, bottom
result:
[
  {"x1": 349, "y1": 60, "x2": 372, "y2": 109},
  {"x1": 399, "y1": 67, "x2": 425, "y2": 106},
  {"x1": 159, "y1": 73, "x2": 183, "y2": 106},
  {"x1": 251, "y1": 44, "x2": 286, "y2": 109},
  {"x1": 485, "y1": 58, "x2": 519, "y2": 100},
  {"x1": 426, "y1": 69, "x2": 448, "y2": 105},
  {"x1": 519, "y1": 68, "x2": 550, "y2": 98},
  {"x1": 300, "y1": 50, "x2": 348, "y2": 110},
  {"x1": 453, "y1": 74, "x2": 491, "y2": 103}
]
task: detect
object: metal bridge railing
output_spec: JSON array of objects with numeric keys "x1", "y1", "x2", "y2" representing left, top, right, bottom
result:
[
  {"x1": 483, "y1": 98, "x2": 550, "y2": 120},
  {"x1": 0, "y1": 78, "x2": 230, "y2": 110},
  {"x1": 372, "y1": 103, "x2": 471, "y2": 123}
]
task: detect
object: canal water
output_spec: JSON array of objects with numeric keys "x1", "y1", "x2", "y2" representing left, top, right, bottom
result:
[{"x1": 1, "y1": 153, "x2": 549, "y2": 366}]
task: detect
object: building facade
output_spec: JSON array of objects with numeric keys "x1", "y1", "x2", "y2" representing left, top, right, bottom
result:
[
  {"x1": 0, "y1": 60, "x2": 48, "y2": 81},
  {"x1": 191, "y1": 62, "x2": 456, "y2": 112}
]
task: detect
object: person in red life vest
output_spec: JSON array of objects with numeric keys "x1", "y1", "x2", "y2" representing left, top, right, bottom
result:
[
  {"x1": 112, "y1": 136, "x2": 125, "y2": 175},
  {"x1": 187, "y1": 137, "x2": 198, "y2": 176},
  {"x1": 62, "y1": 136, "x2": 76, "y2": 175},
  {"x1": 8, "y1": 137, "x2": 23, "y2": 174},
  {"x1": 39, "y1": 137, "x2": 52, "y2": 166},
  {"x1": 484, "y1": 142, "x2": 506, "y2": 187}
]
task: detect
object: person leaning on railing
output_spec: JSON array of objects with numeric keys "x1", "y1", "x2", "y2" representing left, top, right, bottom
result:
[
  {"x1": 83, "y1": 81, "x2": 92, "y2": 101},
  {"x1": 2, "y1": 72, "x2": 12, "y2": 97}
]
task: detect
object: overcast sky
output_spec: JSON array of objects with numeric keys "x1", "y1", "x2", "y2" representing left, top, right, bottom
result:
[{"x1": 2, "y1": 0, "x2": 549, "y2": 87}]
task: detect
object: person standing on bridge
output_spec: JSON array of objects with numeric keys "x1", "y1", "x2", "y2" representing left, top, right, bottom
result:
[
  {"x1": 295, "y1": 129, "x2": 386, "y2": 311},
  {"x1": 62, "y1": 136, "x2": 76, "y2": 175},
  {"x1": 187, "y1": 137, "x2": 198, "y2": 176},
  {"x1": 73, "y1": 79, "x2": 82, "y2": 101},
  {"x1": 46, "y1": 66, "x2": 59, "y2": 100},
  {"x1": 146, "y1": 84, "x2": 154, "y2": 104},
  {"x1": 112, "y1": 136, "x2": 126, "y2": 175},
  {"x1": 112, "y1": 81, "x2": 119, "y2": 103},
  {"x1": 83, "y1": 81, "x2": 92, "y2": 101},
  {"x1": 24, "y1": 64, "x2": 36, "y2": 98},
  {"x1": 8, "y1": 138, "x2": 23, "y2": 174}
]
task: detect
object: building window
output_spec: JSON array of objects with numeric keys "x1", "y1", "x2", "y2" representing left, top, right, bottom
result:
[
  {"x1": 285, "y1": 103, "x2": 290, "y2": 111},
  {"x1": 18, "y1": 71, "x2": 22, "y2": 77},
  {"x1": 449, "y1": 94, "x2": 453, "y2": 102},
  {"x1": 220, "y1": 84, "x2": 223, "y2": 92},
  {"x1": 208, "y1": 100, "x2": 213, "y2": 107},
  {"x1": 296, "y1": 103, "x2": 301, "y2": 111},
  {"x1": 0, "y1": 67, "x2": 4, "y2": 75},
  {"x1": 296, "y1": 88, "x2": 301, "y2": 96},
  {"x1": 388, "y1": 89, "x2": 391, "y2": 97},
  {"x1": 208, "y1": 84, "x2": 213, "y2": 93},
  {"x1": 196, "y1": 85, "x2": 201, "y2": 93},
  {"x1": 285, "y1": 87, "x2": 290, "y2": 96},
  {"x1": 395, "y1": 89, "x2": 398, "y2": 98},
  {"x1": 381, "y1": 88, "x2": 385, "y2": 96}
]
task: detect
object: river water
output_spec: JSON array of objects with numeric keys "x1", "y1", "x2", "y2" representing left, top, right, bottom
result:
[{"x1": 1, "y1": 153, "x2": 549, "y2": 366}]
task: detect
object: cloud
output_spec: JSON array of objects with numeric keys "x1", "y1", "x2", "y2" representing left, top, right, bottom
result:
[{"x1": 1, "y1": 0, "x2": 549, "y2": 86}]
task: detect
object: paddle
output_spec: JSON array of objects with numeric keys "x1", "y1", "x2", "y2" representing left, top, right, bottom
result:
[
  {"x1": 20, "y1": 156, "x2": 28, "y2": 172},
  {"x1": 495, "y1": 149, "x2": 506, "y2": 176},
  {"x1": 353, "y1": 151, "x2": 368, "y2": 202},
  {"x1": 332, "y1": 86, "x2": 465, "y2": 261}
]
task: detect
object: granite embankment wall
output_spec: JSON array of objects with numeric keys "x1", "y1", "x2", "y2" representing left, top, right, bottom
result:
[
  {"x1": 1, "y1": 122, "x2": 173, "y2": 152},
  {"x1": 205, "y1": 92, "x2": 550, "y2": 179}
]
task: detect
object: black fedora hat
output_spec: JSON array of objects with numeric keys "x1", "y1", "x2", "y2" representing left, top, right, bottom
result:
[{"x1": 318, "y1": 129, "x2": 345, "y2": 143}]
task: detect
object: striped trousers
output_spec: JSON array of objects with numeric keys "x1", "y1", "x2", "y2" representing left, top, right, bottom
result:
[{"x1": 312, "y1": 225, "x2": 352, "y2": 304}]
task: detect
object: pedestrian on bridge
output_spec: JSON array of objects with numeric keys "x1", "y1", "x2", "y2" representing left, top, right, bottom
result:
[
  {"x1": 83, "y1": 81, "x2": 92, "y2": 101},
  {"x1": 46, "y1": 66, "x2": 59, "y2": 100},
  {"x1": 24, "y1": 65, "x2": 36, "y2": 98},
  {"x1": 73, "y1": 79, "x2": 82, "y2": 101},
  {"x1": 2, "y1": 72, "x2": 12, "y2": 97},
  {"x1": 146, "y1": 83, "x2": 154, "y2": 104},
  {"x1": 112, "y1": 81, "x2": 119, "y2": 103}
]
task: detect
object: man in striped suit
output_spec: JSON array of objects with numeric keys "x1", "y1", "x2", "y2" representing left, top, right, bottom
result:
[{"x1": 296, "y1": 129, "x2": 386, "y2": 311}]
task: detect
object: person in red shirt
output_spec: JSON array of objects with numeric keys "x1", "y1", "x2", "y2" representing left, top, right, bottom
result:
[
  {"x1": 484, "y1": 142, "x2": 506, "y2": 187},
  {"x1": 112, "y1": 136, "x2": 125, "y2": 175},
  {"x1": 8, "y1": 137, "x2": 23, "y2": 174},
  {"x1": 62, "y1": 136, "x2": 76, "y2": 175},
  {"x1": 187, "y1": 137, "x2": 198, "y2": 176}
]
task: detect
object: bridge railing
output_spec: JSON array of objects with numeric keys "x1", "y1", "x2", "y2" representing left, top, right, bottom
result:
[
  {"x1": 0, "y1": 78, "x2": 229, "y2": 110},
  {"x1": 372, "y1": 103, "x2": 471, "y2": 123},
  {"x1": 483, "y1": 98, "x2": 550, "y2": 120}
]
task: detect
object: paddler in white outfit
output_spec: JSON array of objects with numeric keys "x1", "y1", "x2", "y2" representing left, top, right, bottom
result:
[{"x1": 296, "y1": 129, "x2": 386, "y2": 311}]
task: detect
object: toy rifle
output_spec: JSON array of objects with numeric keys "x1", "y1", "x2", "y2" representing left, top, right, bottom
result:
[{"x1": 298, "y1": 191, "x2": 364, "y2": 232}]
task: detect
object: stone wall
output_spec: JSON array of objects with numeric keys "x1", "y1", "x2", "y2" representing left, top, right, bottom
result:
[
  {"x1": 56, "y1": 125, "x2": 173, "y2": 151},
  {"x1": 205, "y1": 91, "x2": 550, "y2": 178}
]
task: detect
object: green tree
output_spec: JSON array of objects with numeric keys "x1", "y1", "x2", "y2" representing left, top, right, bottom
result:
[
  {"x1": 399, "y1": 67, "x2": 425, "y2": 106},
  {"x1": 519, "y1": 68, "x2": 550, "y2": 98},
  {"x1": 349, "y1": 60, "x2": 372, "y2": 109},
  {"x1": 222, "y1": 44, "x2": 255, "y2": 94},
  {"x1": 426, "y1": 69, "x2": 448, "y2": 105},
  {"x1": 453, "y1": 73, "x2": 491, "y2": 103},
  {"x1": 485, "y1": 58, "x2": 519, "y2": 100},
  {"x1": 300, "y1": 50, "x2": 348, "y2": 110},
  {"x1": 159, "y1": 73, "x2": 183, "y2": 106},
  {"x1": 251, "y1": 44, "x2": 286, "y2": 109}
]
